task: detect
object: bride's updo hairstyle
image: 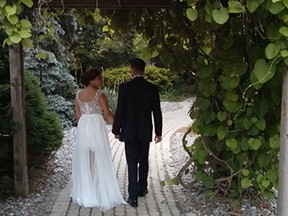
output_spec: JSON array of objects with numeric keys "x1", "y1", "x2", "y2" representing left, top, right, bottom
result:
[{"x1": 81, "y1": 67, "x2": 102, "y2": 87}]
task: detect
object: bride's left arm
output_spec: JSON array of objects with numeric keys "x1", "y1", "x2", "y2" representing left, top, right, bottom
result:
[
  {"x1": 74, "y1": 99, "x2": 81, "y2": 120},
  {"x1": 99, "y1": 93, "x2": 114, "y2": 125}
]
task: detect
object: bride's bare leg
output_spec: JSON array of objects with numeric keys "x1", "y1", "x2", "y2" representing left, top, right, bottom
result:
[{"x1": 89, "y1": 150, "x2": 96, "y2": 184}]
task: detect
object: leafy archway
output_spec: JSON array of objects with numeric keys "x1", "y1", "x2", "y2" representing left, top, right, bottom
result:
[{"x1": 1, "y1": 1, "x2": 288, "y2": 210}]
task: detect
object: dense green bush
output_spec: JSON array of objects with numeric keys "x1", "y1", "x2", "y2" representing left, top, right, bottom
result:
[
  {"x1": 103, "y1": 66, "x2": 179, "y2": 93},
  {"x1": 25, "y1": 71, "x2": 63, "y2": 160},
  {"x1": 0, "y1": 70, "x2": 63, "y2": 170}
]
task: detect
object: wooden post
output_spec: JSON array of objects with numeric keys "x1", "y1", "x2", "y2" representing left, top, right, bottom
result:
[
  {"x1": 9, "y1": 43, "x2": 29, "y2": 196},
  {"x1": 278, "y1": 70, "x2": 288, "y2": 215}
]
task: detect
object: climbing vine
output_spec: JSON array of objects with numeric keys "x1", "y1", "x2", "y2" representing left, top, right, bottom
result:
[
  {"x1": 0, "y1": 0, "x2": 34, "y2": 47},
  {"x1": 99, "y1": 0, "x2": 287, "y2": 199}
]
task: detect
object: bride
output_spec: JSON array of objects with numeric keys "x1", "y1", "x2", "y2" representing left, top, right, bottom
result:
[{"x1": 71, "y1": 67, "x2": 126, "y2": 211}]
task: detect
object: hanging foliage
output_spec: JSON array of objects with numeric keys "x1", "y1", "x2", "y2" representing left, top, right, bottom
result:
[
  {"x1": 98, "y1": 0, "x2": 286, "y2": 198},
  {"x1": 0, "y1": 0, "x2": 34, "y2": 47}
]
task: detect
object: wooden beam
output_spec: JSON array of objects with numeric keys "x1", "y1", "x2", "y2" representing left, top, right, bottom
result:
[
  {"x1": 9, "y1": 43, "x2": 29, "y2": 197},
  {"x1": 34, "y1": 0, "x2": 174, "y2": 8},
  {"x1": 278, "y1": 70, "x2": 288, "y2": 215}
]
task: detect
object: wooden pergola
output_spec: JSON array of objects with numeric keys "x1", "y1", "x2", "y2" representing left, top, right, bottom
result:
[
  {"x1": 9, "y1": 0, "x2": 288, "y2": 215},
  {"x1": 35, "y1": 0, "x2": 174, "y2": 8}
]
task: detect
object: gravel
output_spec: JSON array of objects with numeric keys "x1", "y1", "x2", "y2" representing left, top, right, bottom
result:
[{"x1": 0, "y1": 100, "x2": 278, "y2": 216}]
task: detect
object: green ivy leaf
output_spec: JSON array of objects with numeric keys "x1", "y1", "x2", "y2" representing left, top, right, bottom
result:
[
  {"x1": 261, "y1": 179, "x2": 270, "y2": 188},
  {"x1": 217, "y1": 112, "x2": 227, "y2": 122},
  {"x1": 229, "y1": 76, "x2": 240, "y2": 89},
  {"x1": 257, "y1": 174, "x2": 264, "y2": 183},
  {"x1": 255, "y1": 118, "x2": 266, "y2": 131},
  {"x1": 242, "y1": 169, "x2": 250, "y2": 176},
  {"x1": 160, "y1": 180, "x2": 165, "y2": 187},
  {"x1": 281, "y1": 50, "x2": 288, "y2": 57},
  {"x1": 241, "y1": 178, "x2": 252, "y2": 189},
  {"x1": 3, "y1": 38, "x2": 13, "y2": 46},
  {"x1": 269, "y1": 2, "x2": 285, "y2": 14},
  {"x1": 251, "y1": 58, "x2": 276, "y2": 84},
  {"x1": 243, "y1": 118, "x2": 253, "y2": 130},
  {"x1": 37, "y1": 52, "x2": 49, "y2": 60},
  {"x1": 0, "y1": 0, "x2": 6, "y2": 8},
  {"x1": 279, "y1": 26, "x2": 288, "y2": 37},
  {"x1": 217, "y1": 126, "x2": 228, "y2": 140},
  {"x1": 102, "y1": 25, "x2": 109, "y2": 32},
  {"x1": 248, "y1": 138, "x2": 262, "y2": 150},
  {"x1": 5, "y1": 5, "x2": 17, "y2": 15},
  {"x1": 18, "y1": 29, "x2": 31, "y2": 38},
  {"x1": 212, "y1": 8, "x2": 229, "y2": 25},
  {"x1": 269, "y1": 134, "x2": 280, "y2": 149},
  {"x1": 247, "y1": 0, "x2": 260, "y2": 13},
  {"x1": 197, "y1": 64, "x2": 213, "y2": 79},
  {"x1": 9, "y1": 32, "x2": 21, "y2": 43},
  {"x1": 16, "y1": 3, "x2": 24, "y2": 15},
  {"x1": 20, "y1": 19, "x2": 31, "y2": 28},
  {"x1": 226, "y1": 119, "x2": 233, "y2": 126},
  {"x1": 226, "y1": 138, "x2": 238, "y2": 150},
  {"x1": 284, "y1": 0, "x2": 288, "y2": 8},
  {"x1": 249, "y1": 125, "x2": 259, "y2": 136},
  {"x1": 21, "y1": 0, "x2": 33, "y2": 8},
  {"x1": 227, "y1": 1, "x2": 244, "y2": 13},
  {"x1": 186, "y1": 7, "x2": 198, "y2": 21},
  {"x1": 266, "y1": 169, "x2": 278, "y2": 183},
  {"x1": 198, "y1": 98, "x2": 211, "y2": 110},
  {"x1": 265, "y1": 43, "x2": 280, "y2": 59},
  {"x1": 5, "y1": 24, "x2": 14, "y2": 35},
  {"x1": 7, "y1": 14, "x2": 19, "y2": 25},
  {"x1": 264, "y1": 190, "x2": 275, "y2": 199},
  {"x1": 240, "y1": 138, "x2": 250, "y2": 151},
  {"x1": 21, "y1": 38, "x2": 33, "y2": 48},
  {"x1": 198, "y1": 80, "x2": 217, "y2": 97}
]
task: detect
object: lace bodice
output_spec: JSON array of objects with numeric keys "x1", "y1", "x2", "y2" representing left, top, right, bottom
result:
[{"x1": 76, "y1": 89, "x2": 103, "y2": 114}]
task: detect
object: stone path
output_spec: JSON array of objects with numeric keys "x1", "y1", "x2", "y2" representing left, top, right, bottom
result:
[{"x1": 51, "y1": 100, "x2": 193, "y2": 216}]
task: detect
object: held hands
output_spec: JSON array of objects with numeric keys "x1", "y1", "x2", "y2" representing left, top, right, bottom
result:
[
  {"x1": 115, "y1": 134, "x2": 162, "y2": 143},
  {"x1": 154, "y1": 136, "x2": 162, "y2": 143}
]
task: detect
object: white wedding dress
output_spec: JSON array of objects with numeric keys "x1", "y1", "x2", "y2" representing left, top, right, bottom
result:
[{"x1": 71, "y1": 89, "x2": 126, "y2": 211}]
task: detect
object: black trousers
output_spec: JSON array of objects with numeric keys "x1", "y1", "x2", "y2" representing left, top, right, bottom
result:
[{"x1": 125, "y1": 141, "x2": 150, "y2": 201}]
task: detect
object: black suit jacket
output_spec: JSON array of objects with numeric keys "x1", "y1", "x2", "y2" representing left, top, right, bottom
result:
[{"x1": 112, "y1": 77, "x2": 163, "y2": 142}]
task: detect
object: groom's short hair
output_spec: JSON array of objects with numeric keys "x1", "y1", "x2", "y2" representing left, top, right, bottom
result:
[{"x1": 129, "y1": 58, "x2": 146, "y2": 73}]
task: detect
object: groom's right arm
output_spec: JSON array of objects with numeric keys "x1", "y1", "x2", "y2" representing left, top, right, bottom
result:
[{"x1": 112, "y1": 84, "x2": 125, "y2": 137}]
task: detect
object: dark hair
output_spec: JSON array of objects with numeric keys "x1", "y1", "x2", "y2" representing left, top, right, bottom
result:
[
  {"x1": 129, "y1": 58, "x2": 146, "y2": 73},
  {"x1": 80, "y1": 67, "x2": 102, "y2": 86}
]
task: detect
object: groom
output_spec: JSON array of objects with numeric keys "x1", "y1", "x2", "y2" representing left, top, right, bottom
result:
[{"x1": 112, "y1": 58, "x2": 163, "y2": 207}]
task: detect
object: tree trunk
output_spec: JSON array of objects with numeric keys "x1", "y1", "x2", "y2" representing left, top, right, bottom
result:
[
  {"x1": 9, "y1": 43, "x2": 29, "y2": 196},
  {"x1": 278, "y1": 70, "x2": 288, "y2": 215}
]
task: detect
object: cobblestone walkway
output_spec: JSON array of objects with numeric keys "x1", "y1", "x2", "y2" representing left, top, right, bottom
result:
[{"x1": 51, "y1": 101, "x2": 193, "y2": 216}]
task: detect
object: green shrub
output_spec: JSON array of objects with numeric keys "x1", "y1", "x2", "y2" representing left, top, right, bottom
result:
[
  {"x1": 103, "y1": 66, "x2": 179, "y2": 93},
  {"x1": 103, "y1": 67, "x2": 130, "y2": 89},
  {"x1": 25, "y1": 72, "x2": 63, "y2": 159},
  {"x1": 0, "y1": 71, "x2": 63, "y2": 170}
]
